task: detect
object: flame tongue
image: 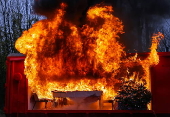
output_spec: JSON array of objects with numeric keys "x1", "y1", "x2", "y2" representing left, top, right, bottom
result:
[{"x1": 15, "y1": 3, "x2": 162, "y2": 99}]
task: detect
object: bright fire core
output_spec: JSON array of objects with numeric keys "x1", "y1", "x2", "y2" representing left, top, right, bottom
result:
[{"x1": 15, "y1": 3, "x2": 163, "y2": 100}]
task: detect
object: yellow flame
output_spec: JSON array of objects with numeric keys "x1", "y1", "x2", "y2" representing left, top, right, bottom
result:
[{"x1": 15, "y1": 3, "x2": 162, "y2": 100}]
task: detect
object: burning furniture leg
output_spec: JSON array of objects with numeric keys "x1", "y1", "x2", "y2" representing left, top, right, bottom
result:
[
  {"x1": 32, "y1": 93, "x2": 54, "y2": 110},
  {"x1": 52, "y1": 91, "x2": 103, "y2": 110}
]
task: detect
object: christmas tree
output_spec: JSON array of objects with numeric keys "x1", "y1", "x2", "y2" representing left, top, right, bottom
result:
[{"x1": 115, "y1": 79, "x2": 152, "y2": 110}]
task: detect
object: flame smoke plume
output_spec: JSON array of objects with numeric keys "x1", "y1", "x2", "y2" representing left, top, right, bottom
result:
[{"x1": 15, "y1": 2, "x2": 163, "y2": 99}]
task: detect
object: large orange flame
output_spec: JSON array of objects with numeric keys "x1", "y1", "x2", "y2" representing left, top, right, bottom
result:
[{"x1": 15, "y1": 3, "x2": 163, "y2": 100}]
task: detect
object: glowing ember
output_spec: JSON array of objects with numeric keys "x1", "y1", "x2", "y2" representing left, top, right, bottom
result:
[{"x1": 15, "y1": 3, "x2": 163, "y2": 100}]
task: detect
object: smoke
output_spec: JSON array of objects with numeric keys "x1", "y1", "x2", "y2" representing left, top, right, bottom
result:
[
  {"x1": 33, "y1": 0, "x2": 170, "y2": 24},
  {"x1": 33, "y1": 0, "x2": 63, "y2": 16},
  {"x1": 145, "y1": 0, "x2": 170, "y2": 17},
  {"x1": 33, "y1": 0, "x2": 104, "y2": 26}
]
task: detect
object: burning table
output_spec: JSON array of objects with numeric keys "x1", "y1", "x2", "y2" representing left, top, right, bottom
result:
[{"x1": 52, "y1": 91, "x2": 103, "y2": 109}]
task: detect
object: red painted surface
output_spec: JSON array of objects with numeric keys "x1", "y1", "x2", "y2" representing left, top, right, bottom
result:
[
  {"x1": 4, "y1": 54, "x2": 28, "y2": 114},
  {"x1": 4, "y1": 52, "x2": 170, "y2": 114},
  {"x1": 151, "y1": 52, "x2": 170, "y2": 113}
]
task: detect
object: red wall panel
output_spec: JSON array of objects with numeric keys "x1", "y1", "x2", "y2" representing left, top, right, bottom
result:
[
  {"x1": 4, "y1": 52, "x2": 170, "y2": 114},
  {"x1": 4, "y1": 54, "x2": 27, "y2": 113},
  {"x1": 151, "y1": 52, "x2": 170, "y2": 113}
]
